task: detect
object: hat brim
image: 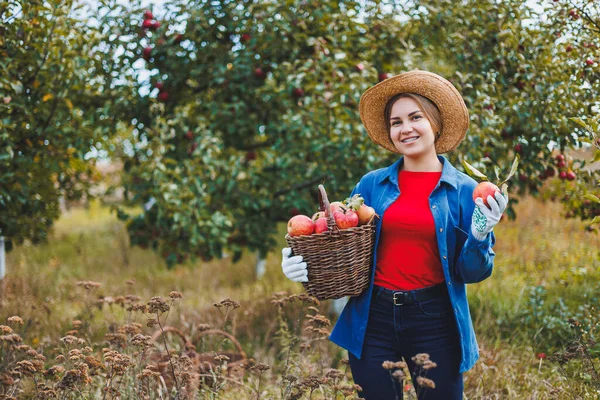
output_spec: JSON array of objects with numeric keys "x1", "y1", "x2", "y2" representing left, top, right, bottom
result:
[{"x1": 359, "y1": 70, "x2": 469, "y2": 154}]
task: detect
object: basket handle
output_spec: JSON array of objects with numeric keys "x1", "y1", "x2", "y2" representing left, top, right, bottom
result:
[{"x1": 318, "y1": 184, "x2": 338, "y2": 232}]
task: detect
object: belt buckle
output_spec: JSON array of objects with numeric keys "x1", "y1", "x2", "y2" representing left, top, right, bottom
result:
[{"x1": 393, "y1": 291, "x2": 406, "y2": 306}]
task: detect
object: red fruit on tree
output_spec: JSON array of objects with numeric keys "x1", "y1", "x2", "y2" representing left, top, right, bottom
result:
[
  {"x1": 473, "y1": 182, "x2": 501, "y2": 207},
  {"x1": 355, "y1": 63, "x2": 365, "y2": 72},
  {"x1": 174, "y1": 34, "x2": 184, "y2": 44},
  {"x1": 254, "y1": 68, "x2": 266, "y2": 80},
  {"x1": 559, "y1": 171, "x2": 567, "y2": 180},
  {"x1": 245, "y1": 151, "x2": 257, "y2": 161},
  {"x1": 151, "y1": 21, "x2": 161, "y2": 31},
  {"x1": 484, "y1": 104, "x2": 494, "y2": 111},
  {"x1": 518, "y1": 173, "x2": 528, "y2": 182},
  {"x1": 157, "y1": 91, "x2": 169, "y2": 102},
  {"x1": 142, "y1": 19, "x2": 154, "y2": 29},
  {"x1": 555, "y1": 153, "x2": 565, "y2": 162},
  {"x1": 566, "y1": 45, "x2": 573, "y2": 52},
  {"x1": 184, "y1": 131, "x2": 193, "y2": 140},
  {"x1": 514, "y1": 144, "x2": 523, "y2": 153},
  {"x1": 142, "y1": 46, "x2": 152, "y2": 61},
  {"x1": 333, "y1": 209, "x2": 359, "y2": 229},
  {"x1": 143, "y1": 10, "x2": 153, "y2": 20},
  {"x1": 585, "y1": 59, "x2": 595, "y2": 66},
  {"x1": 241, "y1": 33, "x2": 251, "y2": 43},
  {"x1": 566, "y1": 171, "x2": 576, "y2": 181},
  {"x1": 378, "y1": 72, "x2": 389, "y2": 81},
  {"x1": 292, "y1": 87, "x2": 305, "y2": 98},
  {"x1": 287, "y1": 215, "x2": 315, "y2": 236},
  {"x1": 556, "y1": 160, "x2": 566, "y2": 168},
  {"x1": 154, "y1": 81, "x2": 164, "y2": 90}
]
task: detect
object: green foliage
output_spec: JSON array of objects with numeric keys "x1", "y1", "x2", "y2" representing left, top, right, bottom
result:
[
  {"x1": 0, "y1": 0, "x2": 136, "y2": 248},
  {"x1": 100, "y1": 0, "x2": 600, "y2": 265}
]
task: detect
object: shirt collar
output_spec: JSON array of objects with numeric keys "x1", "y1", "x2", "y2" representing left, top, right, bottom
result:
[{"x1": 377, "y1": 155, "x2": 458, "y2": 189}]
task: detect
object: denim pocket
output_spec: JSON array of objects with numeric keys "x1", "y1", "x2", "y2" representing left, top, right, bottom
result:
[{"x1": 417, "y1": 297, "x2": 452, "y2": 318}]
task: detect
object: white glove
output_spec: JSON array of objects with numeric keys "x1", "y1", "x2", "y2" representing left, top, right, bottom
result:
[
  {"x1": 471, "y1": 191, "x2": 508, "y2": 241},
  {"x1": 281, "y1": 247, "x2": 308, "y2": 283}
]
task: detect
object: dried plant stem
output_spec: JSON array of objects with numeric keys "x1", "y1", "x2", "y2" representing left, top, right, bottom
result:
[{"x1": 156, "y1": 315, "x2": 181, "y2": 399}]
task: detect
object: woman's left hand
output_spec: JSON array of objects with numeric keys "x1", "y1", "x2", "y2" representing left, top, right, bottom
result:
[{"x1": 470, "y1": 191, "x2": 508, "y2": 241}]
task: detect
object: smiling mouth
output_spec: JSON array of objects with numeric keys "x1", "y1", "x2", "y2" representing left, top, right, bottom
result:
[{"x1": 401, "y1": 136, "x2": 419, "y2": 143}]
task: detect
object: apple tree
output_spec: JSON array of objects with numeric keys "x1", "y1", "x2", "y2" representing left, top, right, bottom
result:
[
  {"x1": 399, "y1": 0, "x2": 599, "y2": 221},
  {"x1": 109, "y1": 0, "x2": 600, "y2": 267},
  {"x1": 0, "y1": 0, "x2": 137, "y2": 252},
  {"x1": 105, "y1": 0, "x2": 434, "y2": 266}
]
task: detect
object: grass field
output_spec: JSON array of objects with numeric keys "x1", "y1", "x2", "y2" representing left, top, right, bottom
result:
[{"x1": 1, "y1": 195, "x2": 599, "y2": 399}]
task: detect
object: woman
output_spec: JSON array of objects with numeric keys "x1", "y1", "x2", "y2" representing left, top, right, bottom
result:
[{"x1": 281, "y1": 70, "x2": 507, "y2": 399}]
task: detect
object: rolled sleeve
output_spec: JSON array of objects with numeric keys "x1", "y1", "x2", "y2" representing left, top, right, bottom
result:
[{"x1": 456, "y1": 230, "x2": 496, "y2": 283}]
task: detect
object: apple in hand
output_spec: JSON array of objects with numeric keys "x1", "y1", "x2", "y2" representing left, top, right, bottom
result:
[
  {"x1": 333, "y1": 209, "x2": 359, "y2": 229},
  {"x1": 472, "y1": 182, "x2": 500, "y2": 208},
  {"x1": 287, "y1": 215, "x2": 314, "y2": 236}
]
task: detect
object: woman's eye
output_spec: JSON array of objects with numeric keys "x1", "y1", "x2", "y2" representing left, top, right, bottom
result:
[
  {"x1": 412, "y1": 115, "x2": 421, "y2": 120},
  {"x1": 391, "y1": 121, "x2": 400, "y2": 126}
]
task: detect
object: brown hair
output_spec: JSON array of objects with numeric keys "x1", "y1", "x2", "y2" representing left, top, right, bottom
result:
[{"x1": 383, "y1": 93, "x2": 443, "y2": 139}]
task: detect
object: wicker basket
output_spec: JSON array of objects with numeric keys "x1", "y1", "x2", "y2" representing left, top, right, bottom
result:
[{"x1": 285, "y1": 184, "x2": 378, "y2": 300}]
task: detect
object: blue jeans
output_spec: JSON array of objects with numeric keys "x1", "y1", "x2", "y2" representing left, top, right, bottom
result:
[{"x1": 348, "y1": 285, "x2": 463, "y2": 400}]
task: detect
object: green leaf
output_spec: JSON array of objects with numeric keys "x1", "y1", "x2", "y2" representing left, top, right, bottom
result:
[
  {"x1": 583, "y1": 194, "x2": 600, "y2": 204},
  {"x1": 592, "y1": 150, "x2": 600, "y2": 164},
  {"x1": 570, "y1": 117, "x2": 594, "y2": 134},
  {"x1": 589, "y1": 216, "x2": 600, "y2": 226},
  {"x1": 500, "y1": 154, "x2": 520, "y2": 186},
  {"x1": 462, "y1": 159, "x2": 488, "y2": 181}
]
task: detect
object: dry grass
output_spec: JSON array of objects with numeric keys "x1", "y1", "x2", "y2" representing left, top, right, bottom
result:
[{"x1": 0, "y1": 195, "x2": 598, "y2": 399}]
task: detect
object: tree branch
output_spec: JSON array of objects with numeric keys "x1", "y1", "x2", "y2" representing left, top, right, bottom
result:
[{"x1": 273, "y1": 174, "x2": 334, "y2": 197}]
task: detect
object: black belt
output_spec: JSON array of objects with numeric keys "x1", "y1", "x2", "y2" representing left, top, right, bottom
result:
[{"x1": 373, "y1": 283, "x2": 447, "y2": 306}]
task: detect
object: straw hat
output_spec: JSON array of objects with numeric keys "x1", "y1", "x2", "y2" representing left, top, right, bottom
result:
[{"x1": 359, "y1": 70, "x2": 469, "y2": 154}]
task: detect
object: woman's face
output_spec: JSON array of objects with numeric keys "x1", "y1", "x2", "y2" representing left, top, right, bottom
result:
[{"x1": 389, "y1": 97, "x2": 437, "y2": 158}]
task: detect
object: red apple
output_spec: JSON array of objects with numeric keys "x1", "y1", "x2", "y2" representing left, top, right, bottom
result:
[
  {"x1": 314, "y1": 217, "x2": 328, "y2": 234},
  {"x1": 184, "y1": 131, "x2": 193, "y2": 140},
  {"x1": 559, "y1": 171, "x2": 567, "y2": 180},
  {"x1": 142, "y1": 46, "x2": 153, "y2": 61},
  {"x1": 555, "y1": 153, "x2": 565, "y2": 162},
  {"x1": 142, "y1": 19, "x2": 154, "y2": 29},
  {"x1": 154, "y1": 81, "x2": 164, "y2": 90},
  {"x1": 311, "y1": 211, "x2": 325, "y2": 221},
  {"x1": 292, "y1": 87, "x2": 304, "y2": 98},
  {"x1": 143, "y1": 10, "x2": 153, "y2": 20},
  {"x1": 158, "y1": 91, "x2": 169, "y2": 102},
  {"x1": 472, "y1": 182, "x2": 501, "y2": 208},
  {"x1": 241, "y1": 33, "x2": 251, "y2": 43},
  {"x1": 556, "y1": 160, "x2": 566, "y2": 168},
  {"x1": 254, "y1": 68, "x2": 266, "y2": 80},
  {"x1": 245, "y1": 151, "x2": 256, "y2": 161},
  {"x1": 514, "y1": 144, "x2": 522, "y2": 153},
  {"x1": 287, "y1": 215, "x2": 315, "y2": 237},
  {"x1": 585, "y1": 59, "x2": 595, "y2": 66},
  {"x1": 355, "y1": 63, "x2": 365, "y2": 72},
  {"x1": 333, "y1": 210, "x2": 359, "y2": 229},
  {"x1": 566, "y1": 171, "x2": 576, "y2": 181},
  {"x1": 356, "y1": 204, "x2": 376, "y2": 225},
  {"x1": 329, "y1": 201, "x2": 345, "y2": 213},
  {"x1": 378, "y1": 72, "x2": 389, "y2": 81},
  {"x1": 174, "y1": 34, "x2": 184, "y2": 44},
  {"x1": 566, "y1": 45, "x2": 573, "y2": 52}
]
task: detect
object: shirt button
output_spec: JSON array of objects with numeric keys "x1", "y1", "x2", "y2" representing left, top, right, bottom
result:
[
  {"x1": 432, "y1": 205, "x2": 437, "y2": 209},
  {"x1": 443, "y1": 255, "x2": 447, "y2": 260},
  {"x1": 439, "y1": 228, "x2": 443, "y2": 233}
]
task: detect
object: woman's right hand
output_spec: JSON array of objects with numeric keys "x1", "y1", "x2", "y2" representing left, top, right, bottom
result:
[{"x1": 281, "y1": 247, "x2": 308, "y2": 282}]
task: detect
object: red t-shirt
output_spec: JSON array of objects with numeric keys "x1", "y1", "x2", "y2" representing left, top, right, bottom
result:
[{"x1": 373, "y1": 169, "x2": 445, "y2": 290}]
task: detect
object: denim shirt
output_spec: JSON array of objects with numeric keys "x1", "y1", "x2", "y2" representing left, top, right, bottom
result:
[{"x1": 329, "y1": 155, "x2": 496, "y2": 373}]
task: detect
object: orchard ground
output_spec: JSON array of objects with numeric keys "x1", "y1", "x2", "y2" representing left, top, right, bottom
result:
[{"x1": 1, "y1": 193, "x2": 599, "y2": 398}]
